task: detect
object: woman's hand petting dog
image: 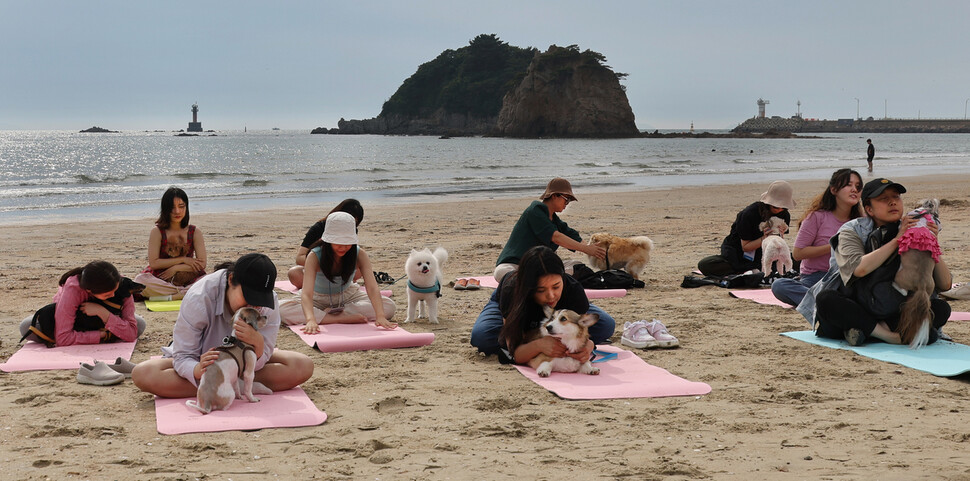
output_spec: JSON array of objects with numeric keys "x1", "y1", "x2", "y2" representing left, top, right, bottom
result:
[
  {"x1": 233, "y1": 316, "x2": 261, "y2": 346},
  {"x1": 195, "y1": 348, "x2": 221, "y2": 379},
  {"x1": 534, "y1": 336, "x2": 593, "y2": 362}
]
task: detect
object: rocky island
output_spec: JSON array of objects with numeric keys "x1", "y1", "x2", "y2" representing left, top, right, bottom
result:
[
  {"x1": 79, "y1": 126, "x2": 118, "y2": 133},
  {"x1": 319, "y1": 35, "x2": 638, "y2": 138}
]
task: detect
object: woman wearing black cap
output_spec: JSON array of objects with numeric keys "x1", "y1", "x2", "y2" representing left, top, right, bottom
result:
[
  {"x1": 798, "y1": 178, "x2": 952, "y2": 346},
  {"x1": 132, "y1": 253, "x2": 313, "y2": 397},
  {"x1": 493, "y1": 178, "x2": 606, "y2": 283}
]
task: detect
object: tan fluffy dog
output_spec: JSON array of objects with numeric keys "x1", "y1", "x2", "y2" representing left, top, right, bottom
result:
[{"x1": 587, "y1": 233, "x2": 653, "y2": 280}]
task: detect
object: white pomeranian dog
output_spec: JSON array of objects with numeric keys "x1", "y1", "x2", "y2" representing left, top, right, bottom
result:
[{"x1": 404, "y1": 247, "x2": 448, "y2": 324}]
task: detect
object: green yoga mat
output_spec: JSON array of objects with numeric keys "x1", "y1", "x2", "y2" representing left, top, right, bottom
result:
[
  {"x1": 144, "y1": 299, "x2": 182, "y2": 312},
  {"x1": 782, "y1": 330, "x2": 970, "y2": 377}
]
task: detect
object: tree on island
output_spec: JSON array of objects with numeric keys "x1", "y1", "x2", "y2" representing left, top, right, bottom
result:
[{"x1": 379, "y1": 34, "x2": 537, "y2": 120}]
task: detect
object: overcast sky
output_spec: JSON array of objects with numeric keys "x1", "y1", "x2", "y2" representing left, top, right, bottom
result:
[{"x1": 2, "y1": 0, "x2": 969, "y2": 131}]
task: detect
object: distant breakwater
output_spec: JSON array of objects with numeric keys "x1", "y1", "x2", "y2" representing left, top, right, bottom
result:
[{"x1": 734, "y1": 117, "x2": 970, "y2": 134}]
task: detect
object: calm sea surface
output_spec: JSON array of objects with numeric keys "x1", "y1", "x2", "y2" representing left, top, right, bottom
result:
[{"x1": 2, "y1": 129, "x2": 970, "y2": 225}]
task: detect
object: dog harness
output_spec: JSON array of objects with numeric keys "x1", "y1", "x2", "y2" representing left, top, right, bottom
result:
[
  {"x1": 216, "y1": 336, "x2": 255, "y2": 378},
  {"x1": 407, "y1": 279, "x2": 441, "y2": 298}
]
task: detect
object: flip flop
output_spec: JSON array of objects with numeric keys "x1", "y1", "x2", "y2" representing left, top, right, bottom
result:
[
  {"x1": 465, "y1": 278, "x2": 481, "y2": 290},
  {"x1": 453, "y1": 278, "x2": 468, "y2": 290}
]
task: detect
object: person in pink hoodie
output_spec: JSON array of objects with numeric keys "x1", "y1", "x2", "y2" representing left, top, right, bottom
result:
[{"x1": 19, "y1": 261, "x2": 144, "y2": 346}]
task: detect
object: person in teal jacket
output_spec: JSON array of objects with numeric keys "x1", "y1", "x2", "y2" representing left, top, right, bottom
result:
[{"x1": 493, "y1": 178, "x2": 605, "y2": 282}]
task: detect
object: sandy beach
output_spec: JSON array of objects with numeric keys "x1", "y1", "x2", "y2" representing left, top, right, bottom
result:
[{"x1": 2, "y1": 174, "x2": 970, "y2": 480}]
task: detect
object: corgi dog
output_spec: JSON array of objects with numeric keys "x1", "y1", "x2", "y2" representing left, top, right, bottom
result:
[{"x1": 526, "y1": 307, "x2": 600, "y2": 377}]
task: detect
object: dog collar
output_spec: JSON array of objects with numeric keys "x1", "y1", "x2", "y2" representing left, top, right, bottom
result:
[{"x1": 407, "y1": 279, "x2": 441, "y2": 297}]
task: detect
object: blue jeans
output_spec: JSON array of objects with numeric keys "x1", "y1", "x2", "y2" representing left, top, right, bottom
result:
[
  {"x1": 469, "y1": 295, "x2": 616, "y2": 356},
  {"x1": 771, "y1": 271, "x2": 825, "y2": 306}
]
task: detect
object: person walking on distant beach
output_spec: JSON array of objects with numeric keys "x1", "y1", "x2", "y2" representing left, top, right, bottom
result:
[{"x1": 866, "y1": 139, "x2": 875, "y2": 173}]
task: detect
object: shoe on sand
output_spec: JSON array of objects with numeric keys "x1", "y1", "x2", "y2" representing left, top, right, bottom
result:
[
  {"x1": 77, "y1": 361, "x2": 125, "y2": 386},
  {"x1": 106, "y1": 357, "x2": 136, "y2": 378},
  {"x1": 941, "y1": 282, "x2": 970, "y2": 301},
  {"x1": 465, "y1": 278, "x2": 481, "y2": 290},
  {"x1": 643, "y1": 320, "x2": 680, "y2": 348},
  {"x1": 453, "y1": 278, "x2": 468, "y2": 290},
  {"x1": 621, "y1": 320, "x2": 658, "y2": 349}
]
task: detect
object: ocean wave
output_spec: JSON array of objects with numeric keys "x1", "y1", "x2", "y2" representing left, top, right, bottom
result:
[
  {"x1": 242, "y1": 179, "x2": 270, "y2": 187},
  {"x1": 75, "y1": 173, "x2": 132, "y2": 183}
]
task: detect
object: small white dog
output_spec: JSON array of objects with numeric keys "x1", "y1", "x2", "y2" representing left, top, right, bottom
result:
[
  {"x1": 405, "y1": 247, "x2": 448, "y2": 324},
  {"x1": 587, "y1": 232, "x2": 653, "y2": 280},
  {"x1": 186, "y1": 307, "x2": 271, "y2": 414},
  {"x1": 526, "y1": 307, "x2": 600, "y2": 377},
  {"x1": 759, "y1": 216, "x2": 792, "y2": 276}
]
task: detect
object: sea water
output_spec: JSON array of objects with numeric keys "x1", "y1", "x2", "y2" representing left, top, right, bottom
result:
[{"x1": 2, "y1": 129, "x2": 969, "y2": 225}]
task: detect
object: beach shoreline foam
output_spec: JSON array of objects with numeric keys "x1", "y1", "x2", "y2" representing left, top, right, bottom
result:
[{"x1": 2, "y1": 174, "x2": 969, "y2": 478}]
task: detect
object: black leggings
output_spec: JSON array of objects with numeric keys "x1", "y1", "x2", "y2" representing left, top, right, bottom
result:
[{"x1": 815, "y1": 289, "x2": 950, "y2": 342}]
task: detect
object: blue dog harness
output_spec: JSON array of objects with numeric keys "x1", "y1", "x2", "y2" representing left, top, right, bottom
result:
[{"x1": 407, "y1": 280, "x2": 442, "y2": 298}]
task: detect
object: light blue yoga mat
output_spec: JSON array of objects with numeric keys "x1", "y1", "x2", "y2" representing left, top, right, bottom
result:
[{"x1": 782, "y1": 330, "x2": 970, "y2": 377}]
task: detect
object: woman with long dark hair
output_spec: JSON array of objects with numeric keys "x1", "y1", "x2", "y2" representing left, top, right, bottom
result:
[
  {"x1": 278, "y1": 212, "x2": 396, "y2": 333},
  {"x1": 286, "y1": 198, "x2": 364, "y2": 289},
  {"x1": 471, "y1": 246, "x2": 615, "y2": 364},
  {"x1": 772, "y1": 169, "x2": 864, "y2": 305},
  {"x1": 134, "y1": 187, "x2": 207, "y2": 299}
]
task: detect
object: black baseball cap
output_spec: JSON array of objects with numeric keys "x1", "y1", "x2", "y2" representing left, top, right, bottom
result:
[
  {"x1": 862, "y1": 178, "x2": 907, "y2": 200},
  {"x1": 235, "y1": 253, "x2": 277, "y2": 308}
]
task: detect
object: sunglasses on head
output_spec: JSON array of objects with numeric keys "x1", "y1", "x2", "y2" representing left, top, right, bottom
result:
[{"x1": 556, "y1": 193, "x2": 572, "y2": 204}]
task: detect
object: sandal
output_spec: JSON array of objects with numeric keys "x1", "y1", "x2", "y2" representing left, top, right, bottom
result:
[
  {"x1": 465, "y1": 278, "x2": 481, "y2": 290},
  {"x1": 453, "y1": 278, "x2": 468, "y2": 290},
  {"x1": 374, "y1": 271, "x2": 395, "y2": 284}
]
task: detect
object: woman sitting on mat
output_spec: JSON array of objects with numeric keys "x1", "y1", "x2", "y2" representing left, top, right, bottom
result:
[
  {"x1": 132, "y1": 253, "x2": 313, "y2": 397},
  {"x1": 286, "y1": 198, "x2": 364, "y2": 290},
  {"x1": 493, "y1": 177, "x2": 606, "y2": 283},
  {"x1": 799, "y1": 178, "x2": 951, "y2": 346},
  {"x1": 471, "y1": 246, "x2": 615, "y2": 364},
  {"x1": 771, "y1": 169, "x2": 863, "y2": 306},
  {"x1": 19, "y1": 260, "x2": 145, "y2": 346},
  {"x1": 278, "y1": 212, "x2": 396, "y2": 333},
  {"x1": 697, "y1": 180, "x2": 794, "y2": 277},
  {"x1": 134, "y1": 187, "x2": 207, "y2": 300}
]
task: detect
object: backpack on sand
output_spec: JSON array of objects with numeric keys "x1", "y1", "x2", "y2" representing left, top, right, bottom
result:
[{"x1": 573, "y1": 262, "x2": 645, "y2": 290}]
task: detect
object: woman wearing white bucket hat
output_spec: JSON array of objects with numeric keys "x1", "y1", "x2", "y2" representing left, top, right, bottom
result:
[
  {"x1": 279, "y1": 211, "x2": 397, "y2": 333},
  {"x1": 697, "y1": 180, "x2": 795, "y2": 277}
]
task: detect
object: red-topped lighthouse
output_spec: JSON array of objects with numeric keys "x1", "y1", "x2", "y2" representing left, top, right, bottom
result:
[{"x1": 187, "y1": 103, "x2": 203, "y2": 132}]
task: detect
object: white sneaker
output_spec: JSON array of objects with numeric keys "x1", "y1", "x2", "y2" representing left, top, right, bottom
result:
[
  {"x1": 621, "y1": 320, "x2": 658, "y2": 349},
  {"x1": 643, "y1": 320, "x2": 680, "y2": 348}
]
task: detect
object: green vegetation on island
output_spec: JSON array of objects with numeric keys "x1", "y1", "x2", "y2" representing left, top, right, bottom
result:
[{"x1": 379, "y1": 34, "x2": 536, "y2": 120}]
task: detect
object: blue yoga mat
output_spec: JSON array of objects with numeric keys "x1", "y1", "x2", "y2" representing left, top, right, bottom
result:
[{"x1": 782, "y1": 330, "x2": 970, "y2": 377}]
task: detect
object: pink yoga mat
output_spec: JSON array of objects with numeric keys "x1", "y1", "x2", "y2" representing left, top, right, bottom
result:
[
  {"x1": 513, "y1": 345, "x2": 711, "y2": 400},
  {"x1": 274, "y1": 280, "x2": 390, "y2": 297},
  {"x1": 154, "y1": 387, "x2": 327, "y2": 435},
  {"x1": 288, "y1": 323, "x2": 435, "y2": 352},
  {"x1": 0, "y1": 341, "x2": 137, "y2": 372},
  {"x1": 729, "y1": 289, "x2": 793, "y2": 308},
  {"x1": 951, "y1": 311, "x2": 970, "y2": 321},
  {"x1": 463, "y1": 276, "x2": 626, "y2": 298}
]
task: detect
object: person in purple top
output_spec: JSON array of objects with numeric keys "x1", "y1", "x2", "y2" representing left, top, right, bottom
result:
[{"x1": 772, "y1": 169, "x2": 864, "y2": 306}]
